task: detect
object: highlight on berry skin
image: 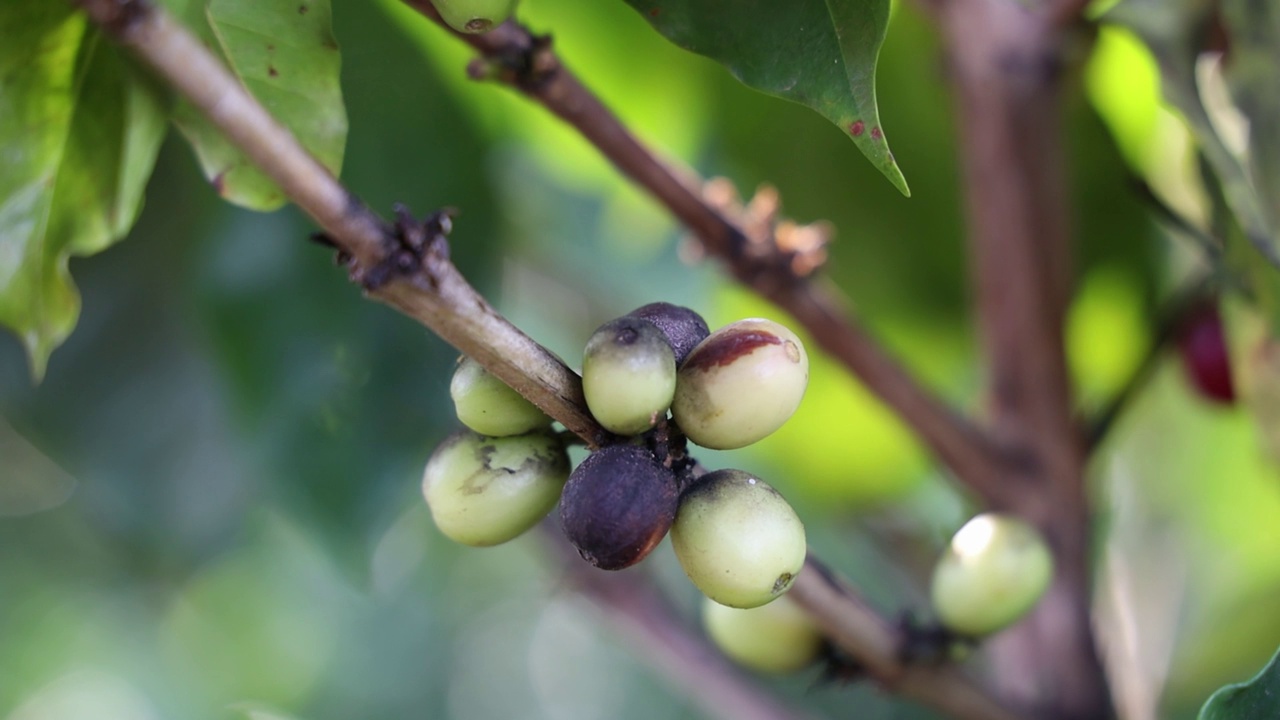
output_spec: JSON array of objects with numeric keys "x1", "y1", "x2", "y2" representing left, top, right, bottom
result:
[{"x1": 929, "y1": 512, "x2": 1053, "y2": 637}]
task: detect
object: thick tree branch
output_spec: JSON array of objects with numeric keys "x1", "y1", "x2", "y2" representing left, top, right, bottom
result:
[
  {"x1": 934, "y1": 0, "x2": 1111, "y2": 717},
  {"x1": 401, "y1": 1, "x2": 1014, "y2": 508},
  {"x1": 75, "y1": 2, "x2": 1021, "y2": 718}
]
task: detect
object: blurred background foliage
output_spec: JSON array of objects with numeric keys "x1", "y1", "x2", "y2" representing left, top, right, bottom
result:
[{"x1": 2, "y1": 1, "x2": 1280, "y2": 719}]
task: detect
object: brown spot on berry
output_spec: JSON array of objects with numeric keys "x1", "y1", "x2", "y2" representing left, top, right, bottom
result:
[
  {"x1": 684, "y1": 331, "x2": 782, "y2": 372},
  {"x1": 298, "y1": 3, "x2": 309, "y2": 13},
  {"x1": 850, "y1": 120, "x2": 865, "y2": 136},
  {"x1": 870, "y1": 126, "x2": 883, "y2": 141},
  {"x1": 268, "y1": 65, "x2": 278, "y2": 77},
  {"x1": 650, "y1": 7, "x2": 661, "y2": 17}
]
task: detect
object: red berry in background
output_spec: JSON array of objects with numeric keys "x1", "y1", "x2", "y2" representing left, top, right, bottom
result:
[{"x1": 1177, "y1": 304, "x2": 1236, "y2": 405}]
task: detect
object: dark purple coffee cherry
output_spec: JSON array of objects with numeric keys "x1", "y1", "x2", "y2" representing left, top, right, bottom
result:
[
  {"x1": 1177, "y1": 304, "x2": 1235, "y2": 405},
  {"x1": 560, "y1": 444, "x2": 680, "y2": 570},
  {"x1": 627, "y1": 302, "x2": 711, "y2": 365}
]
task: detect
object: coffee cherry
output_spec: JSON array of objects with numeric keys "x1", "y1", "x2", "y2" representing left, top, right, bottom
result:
[
  {"x1": 672, "y1": 319, "x2": 808, "y2": 450},
  {"x1": 702, "y1": 594, "x2": 823, "y2": 674},
  {"x1": 582, "y1": 317, "x2": 677, "y2": 436},
  {"x1": 430, "y1": 0, "x2": 518, "y2": 33},
  {"x1": 450, "y1": 356, "x2": 552, "y2": 437},
  {"x1": 560, "y1": 444, "x2": 680, "y2": 570},
  {"x1": 422, "y1": 429, "x2": 568, "y2": 547},
  {"x1": 671, "y1": 469, "x2": 806, "y2": 608},
  {"x1": 930, "y1": 513, "x2": 1053, "y2": 637},
  {"x1": 627, "y1": 302, "x2": 711, "y2": 366},
  {"x1": 1177, "y1": 303, "x2": 1235, "y2": 404}
]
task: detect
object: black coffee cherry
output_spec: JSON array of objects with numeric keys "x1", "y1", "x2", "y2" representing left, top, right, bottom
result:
[
  {"x1": 559, "y1": 444, "x2": 680, "y2": 570},
  {"x1": 627, "y1": 302, "x2": 711, "y2": 366}
]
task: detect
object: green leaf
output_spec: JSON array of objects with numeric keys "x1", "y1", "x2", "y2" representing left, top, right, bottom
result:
[
  {"x1": 1199, "y1": 644, "x2": 1280, "y2": 720},
  {"x1": 172, "y1": 0, "x2": 347, "y2": 210},
  {"x1": 0, "y1": 3, "x2": 168, "y2": 378},
  {"x1": 621, "y1": 0, "x2": 910, "y2": 196},
  {"x1": 1220, "y1": 0, "x2": 1280, "y2": 247},
  {"x1": 1105, "y1": 0, "x2": 1277, "y2": 266}
]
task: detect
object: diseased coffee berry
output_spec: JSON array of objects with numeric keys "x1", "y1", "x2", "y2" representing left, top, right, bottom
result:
[
  {"x1": 702, "y1": 594, "x2": 823, "y2": 674},
  {"x1": 930, "y1": 513, "x2": 1053, "y2": 637},
  {"x1": 582, "y1": 317, "x2": 677, "y2": 436},
  {"x1": 422, "y1": 429, "x2": 568, "y2": 547},
  {"x1": 1177, "y1": 303, "x2": 1235, "y2": 404},
  {"x1": 560, "y1": 444, "x2": 679, "y2": 570},
  {"x1": 671, "y1": 469, "x2": 806, "y2": 608},
  {"x1": 627, "y1": 302, "x2": 711, "y2": 366},
  {"x1": 672, "y1": 318, "x2": 808, "y2": 449},
  {"x1": 430, "y1": 0, "x2": 518, "y2": 33},
  {"x1": 450, "y1": 356, "x2": 552, "y2": 437}
]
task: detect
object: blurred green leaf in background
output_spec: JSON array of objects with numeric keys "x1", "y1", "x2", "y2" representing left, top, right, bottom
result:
[{"x1": 3, "y1": 0, "x2": 1280, "y2": 719}]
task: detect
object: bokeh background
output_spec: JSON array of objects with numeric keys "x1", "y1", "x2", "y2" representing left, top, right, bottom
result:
[{"x1": 3, "y1": 1, "x2": 1280, "y2": 719}]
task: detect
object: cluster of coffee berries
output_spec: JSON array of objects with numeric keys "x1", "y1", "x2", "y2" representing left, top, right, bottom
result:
[
  {"x1": 929, "y1": 513, "x2": 1053, "y2": 638},
  {"x1": 565, "y1": 303, "x2": 809, "y2": 609},
  {"x1": 420, "y1": 302, "x2": 811, "y2": 612},
  {"x1": 430, "y1": 0, "x2": 518, "y2": 34}
]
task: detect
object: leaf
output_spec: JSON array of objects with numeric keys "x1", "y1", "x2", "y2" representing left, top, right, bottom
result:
[
  {"x1": 622, "y1": 0, "x2": 909, "y2": 196},
  {"x1": 1220, "y1": 0, "x2": 1280, "y2": 246},
  {"x1": 1199, "y1": 644, "x2": 1280, "y2": 720},
  {"x1": 0, "y1": 3, "x2": 168, "y2": 378},
  {"x1": 1105, "y1": 0, "x2": 1278, "y2": 266},
  {"x1": 171, "y1": 0, "x2": 347, "y2": 210}
]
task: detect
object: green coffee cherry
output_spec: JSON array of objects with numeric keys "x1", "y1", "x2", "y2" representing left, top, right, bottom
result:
[
  {"x1": 671, "y1": 469, "x2": 806, "y2": 608},
  {"x1": 672, "y1": 318, "x2": 808, "y2": 450},
  {"x1": 421, "y1": 429, "x2": 568, "y2": 547},
  {"x1": 930, "y1": 513, "x2": 1053, "y2": 637},
  {"x1": 702, "y1": 594, "x2": 823, "y2": 674},
  {"x1": 430, "y1": 0, "x2": 518, "y2": 34},
  {"x1": 582, "y1": 317, "x2": 677, "y2": 436},
  {"x1": 450, "y1": 356, "x2": 552, "y2": 437},
  {"x1": 627, "y1": 302, "x2": 710, "y2": 366},
  {"x1": 560, "y1": 444, "x2": 679, "y2": 570}
]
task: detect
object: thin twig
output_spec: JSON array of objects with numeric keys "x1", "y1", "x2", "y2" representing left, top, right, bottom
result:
[
  {"x1": 73, "y1": 0, "x2": 608, "y2": 448},
  {"x1": 401, "y1": 0, "x2": 1013, "y2": 506},
  {"x1": 74, "y1": 2, "x2": 1023, "y2": 718},
  {"x1": 789, "y1": 558, "x2": 1022, "y2": 720}
]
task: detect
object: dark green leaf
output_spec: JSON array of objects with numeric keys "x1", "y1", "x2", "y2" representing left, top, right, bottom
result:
[
  {"x1": 622, "y1": 0, "x2": 909, "y2": 196},
  {"x1": 1199, "y1": 644, "x2": 1280, "y2": 720},
  {"x1": 172, "y1": 0, "x2": 347, "y2": 210},
  {"x1": 0, "y1": 3, "x2": 168, "y2": 378}
]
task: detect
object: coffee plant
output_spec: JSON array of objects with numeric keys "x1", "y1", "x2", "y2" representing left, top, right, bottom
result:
[{"x1": 3, "y1": 0, "x2": 1280, "y2": 719}]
